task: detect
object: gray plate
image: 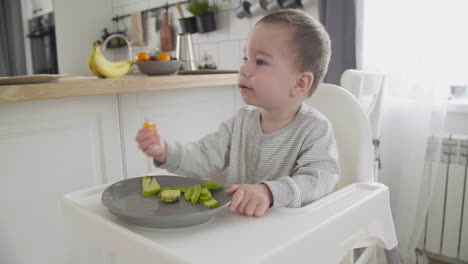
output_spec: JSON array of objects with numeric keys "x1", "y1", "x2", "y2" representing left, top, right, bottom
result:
[{"x1": 101, "y1": 176, "x2": 231, "y2": 229}]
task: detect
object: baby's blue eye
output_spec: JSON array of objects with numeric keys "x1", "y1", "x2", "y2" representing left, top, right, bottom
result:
[{"x1": 256, "y1": 59, "x2": 266, "y2": 65}]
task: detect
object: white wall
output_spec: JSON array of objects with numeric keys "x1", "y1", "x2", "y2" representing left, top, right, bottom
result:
[
  {"x1": 54, "y1": 0, "x2": 114, "y2": 75},
  {"x1": 110, "y1": 0, "x2": 319, "y2": 70}
]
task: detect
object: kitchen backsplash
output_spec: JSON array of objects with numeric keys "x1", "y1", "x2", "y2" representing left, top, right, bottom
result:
[{"x1": 109, "y1": 0, "x2": 319, "y2": 70}]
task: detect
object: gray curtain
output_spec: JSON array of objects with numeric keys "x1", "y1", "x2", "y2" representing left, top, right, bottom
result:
[
  {"x1": 0, "y1": 0, "x2": 27, "y2": 77},
  {"x1": 319, "y1": 0, "x2": 356, "y2": 85}
]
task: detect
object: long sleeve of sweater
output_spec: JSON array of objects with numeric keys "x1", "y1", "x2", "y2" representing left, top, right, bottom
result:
[{"x1": 155, "y1": 117, "x2": 234, "y2": 178}]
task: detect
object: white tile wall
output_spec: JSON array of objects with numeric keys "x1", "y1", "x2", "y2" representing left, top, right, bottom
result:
[
  {"x1": 218, "y1": 40, "x2": 241, "y2": 69},
  {"x1": 110, "y1": 0, "x2": 319, "y2": 69},
  {"x1": 227, "y1": 10, "x2": 250, "y2": 40}
]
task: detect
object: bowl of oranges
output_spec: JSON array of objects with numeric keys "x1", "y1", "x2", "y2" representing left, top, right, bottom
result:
[{"x1": 135, "y1": 52, "x2": 181, "y2": 76}]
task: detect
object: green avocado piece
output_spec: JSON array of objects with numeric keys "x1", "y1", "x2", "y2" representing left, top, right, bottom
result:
[
  {"x1": 191, "y1": 184, "x2": 202, "y2": 204},
  {"x1": 201, "y1": 181, "x2": 223, "y2": 190},
  {"x1": 199, "y1": 196, "x2": 213, "y2": 202},
  {"x1": 200, "y1": 188, "x2": 212, "y2": 199},
  {"x1": 160, "y1": 189, "x2": 181, "y2": 203},
  {"x1": 185, "y1": 186, "x2": 194, "y2": 201},
  {"x1": 201, "y1": 188, "x2": 210, "y2": 195},
  {"x1": 160, "y1": 187, "x2": 185, "y2": 193},
  {"x1": 141, "y1": 176, "x2": 160, "y2": 196},
  {"x1": 203, "y1": 198, "x2": 220, "y2": 209}
]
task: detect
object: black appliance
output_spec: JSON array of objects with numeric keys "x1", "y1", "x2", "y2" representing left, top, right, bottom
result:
[{"x1": 27, "y1": 12, "x2": 58, "y2": 74}]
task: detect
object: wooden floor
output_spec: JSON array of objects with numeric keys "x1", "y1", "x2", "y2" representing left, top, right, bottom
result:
[
  {"x1": 429, "y1": 258, "x2": 450, "y2": 264},
  {"x1": 428, "y1": 256, "x2": 467, "y2": 264}
]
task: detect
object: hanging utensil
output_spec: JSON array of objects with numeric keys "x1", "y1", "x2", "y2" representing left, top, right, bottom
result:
[
  {"x1": 153, "y1": 10, "x2": 161, "y2": 31},
  {"x1": 160, "y1": 4, "x2": 174, "y2": 52},
  {"x1": 176, "y1": 3, "x2": 184, "y2": 18}
]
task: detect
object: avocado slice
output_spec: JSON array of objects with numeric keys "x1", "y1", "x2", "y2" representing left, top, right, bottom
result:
[
  {"x1": 200, "y1": 187, "x2": 213, "y2": 200},
  {"x1": 199, "y1": 196, "x2": 213, "y2": 202},
  {"x1": 141, "y1": 176, "x2": 160, "y2": 196},
  {"x1": 160, "y1": 189, "x2": 181, "y2": 203},
  {"x1": 202, "y1": 198, "x2": 220, "y2": 209},
  {"x1": 160, "y1": 187, "x2": 185, "y2": 193},
  {"x1": 200, "y1": 188, "x2": 210, "y2": 196},
  {"x1": 191, "y1": 184, "x2": 202, "y2": 204},
  {"x1": 201, "y1": 181, "x2": 223, "y2": 190},
  {"x1": 184, "y1": 186, "x2": 194, "y2": 201}
]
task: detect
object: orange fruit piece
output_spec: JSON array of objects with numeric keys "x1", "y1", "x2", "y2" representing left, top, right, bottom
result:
[
  {"x1": 143, "y1": 121, "x2": 156, "y2": 132},
  {"x1": 135, "y1": 52, "x2": 151, "y2": 62},
  {"x1": 157, "y1": 52, "x2": 171, "y2": 61}
]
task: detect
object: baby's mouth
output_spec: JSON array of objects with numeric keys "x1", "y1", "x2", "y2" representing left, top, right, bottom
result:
[{"x1": 239, "y1": 84, "x2": 253, "y2": 91}]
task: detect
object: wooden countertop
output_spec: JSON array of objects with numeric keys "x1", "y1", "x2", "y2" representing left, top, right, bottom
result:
[{"x1": 0, "y1": 74, "x2": 238, "y2": 103}]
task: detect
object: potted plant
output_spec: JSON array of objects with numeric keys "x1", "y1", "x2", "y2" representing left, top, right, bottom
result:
[
  {"x1": 176, "y1": 3, "x2": 198, "y2": 33},
  {"x1": 187, "y1": 0, "x2": 217, "y2": 33}
]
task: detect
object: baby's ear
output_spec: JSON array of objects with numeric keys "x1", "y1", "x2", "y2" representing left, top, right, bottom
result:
[{"x1": 292, "y1": 72, "x2": 314, "y2": 97}]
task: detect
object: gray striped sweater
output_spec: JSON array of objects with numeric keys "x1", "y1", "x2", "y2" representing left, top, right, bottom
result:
[{"x1": 157, "y1": 103, "x2": 340, "y2": 208}]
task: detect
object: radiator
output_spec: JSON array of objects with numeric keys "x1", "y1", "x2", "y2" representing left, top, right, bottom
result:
[{"x1": 421, "y1": 134, "x2": 468, "y2": 262}]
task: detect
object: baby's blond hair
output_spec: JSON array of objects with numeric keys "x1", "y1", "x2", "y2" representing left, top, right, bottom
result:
[{"x1": 257, "y1": 9, "x2": 331, "y2": 96}]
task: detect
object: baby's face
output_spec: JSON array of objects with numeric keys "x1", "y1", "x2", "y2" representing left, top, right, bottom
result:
[{"x1": 238, "y1": 22, "x2": 300, "y2": 110}]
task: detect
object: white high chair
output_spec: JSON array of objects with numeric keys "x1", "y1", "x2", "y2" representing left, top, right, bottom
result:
[
  {"x1": 60, "y1": 84, "x2": 398, "y2": 264},
  {"x1": 340, "y1": 69, "x2": 386, "y2": 181},
  {"x1": 307, "y1": 83, "x2": 399, "y2": 263}
]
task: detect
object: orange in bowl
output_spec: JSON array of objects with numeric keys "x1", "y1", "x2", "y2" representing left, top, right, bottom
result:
[
  {"x1": 157, "y1": 52, "x2": 171, "y2": 61},
  {"x1": 135, "y1": 52, "x2": 151, "y2": 62}
]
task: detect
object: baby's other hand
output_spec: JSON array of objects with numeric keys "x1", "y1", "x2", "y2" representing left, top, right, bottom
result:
[
  {"x1": 136, "y1": 121, "x2": 166, "y2": 163},
  {"x1": 225, "y1": 184, "x2": 273, "y2": 217}
]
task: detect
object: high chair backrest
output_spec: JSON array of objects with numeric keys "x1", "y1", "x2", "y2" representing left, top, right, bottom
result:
[
  {"x1": 340, "y1": 69, "x2": 385, "y2": 140},
  {"x1": 306, "y1": 83, "x2": 375, "y2": 189}
]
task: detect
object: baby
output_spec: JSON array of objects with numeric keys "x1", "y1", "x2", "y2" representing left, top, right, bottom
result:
[{"x1": 136, "y1": 9, "x2": 340, "y2": 217}]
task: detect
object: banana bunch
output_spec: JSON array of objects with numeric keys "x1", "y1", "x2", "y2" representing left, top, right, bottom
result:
[{"x1": 88, "y1": 42, "x2": 134, "y2": 78}]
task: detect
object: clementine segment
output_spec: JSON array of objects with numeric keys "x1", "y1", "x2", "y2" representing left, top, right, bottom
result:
[{"x1": 143, "y1": 121, "x2": 156, "y2": 132}]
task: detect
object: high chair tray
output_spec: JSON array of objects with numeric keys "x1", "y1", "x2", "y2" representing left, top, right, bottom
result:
[{"x1": 61, "y1": 182, "x2": 397, "y2": 264}]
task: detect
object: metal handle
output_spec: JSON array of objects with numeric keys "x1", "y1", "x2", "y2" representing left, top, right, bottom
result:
[
  {"x1": 101, "y1": 34, "x2": 133, "y2": 61},
  {"x1": 27, "y1": 26, "x2": 54, "y2": 38}
]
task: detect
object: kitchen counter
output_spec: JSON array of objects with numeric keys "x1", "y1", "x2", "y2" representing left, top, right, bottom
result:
[{"x1": 0, "y1": 74, "x2": 238, "y2": 103}]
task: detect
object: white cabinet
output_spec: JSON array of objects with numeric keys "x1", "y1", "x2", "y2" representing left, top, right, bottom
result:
[
  {"x1": 31, "y1": 0, "x2": 53, "y2": 17},
  {"x1": 0, "y1": 94, "x2": 124, "y2": 264},
  {"x1": 118, "y1": 85, "x2": 243, "y2": 178},
  {"x1": 0, "y1": 84, "x2": 242, "y2": 264}
]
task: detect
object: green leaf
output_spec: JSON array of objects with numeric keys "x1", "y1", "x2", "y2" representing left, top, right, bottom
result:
[{"x1": 187, "y1": 0, "x2": 217, "y2": 16}]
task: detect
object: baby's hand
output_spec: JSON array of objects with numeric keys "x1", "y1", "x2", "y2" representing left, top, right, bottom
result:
[
  {"x1": 225, "y1": 184, "x2": 273, "y2": 217},
  {"x1": 136, "y1": 121, "x2": 166, "y2": 163}
]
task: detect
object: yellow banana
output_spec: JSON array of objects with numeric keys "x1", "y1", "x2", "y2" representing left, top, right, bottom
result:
[
  {"x1": 90, "y1": 42, "x2": 134, "y2": 78},
  {"x1": 88, "y1": 53, "x2": 105, "y2": 78}
]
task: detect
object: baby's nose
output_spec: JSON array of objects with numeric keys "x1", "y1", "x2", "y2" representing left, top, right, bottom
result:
[{"x1": 239, "y1": 63, "x2": 251, "y2": 77}]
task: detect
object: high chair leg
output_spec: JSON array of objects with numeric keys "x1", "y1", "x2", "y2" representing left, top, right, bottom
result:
[
  {"x1": 384, "y1": 247, "x2": 400, "y2": 264},
  {"x1": 355, "y1": 246, "x2": 377, "y2": 264},
  {"x1": 340, "y1": 250, "x2": 354, "y2": 264}
]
